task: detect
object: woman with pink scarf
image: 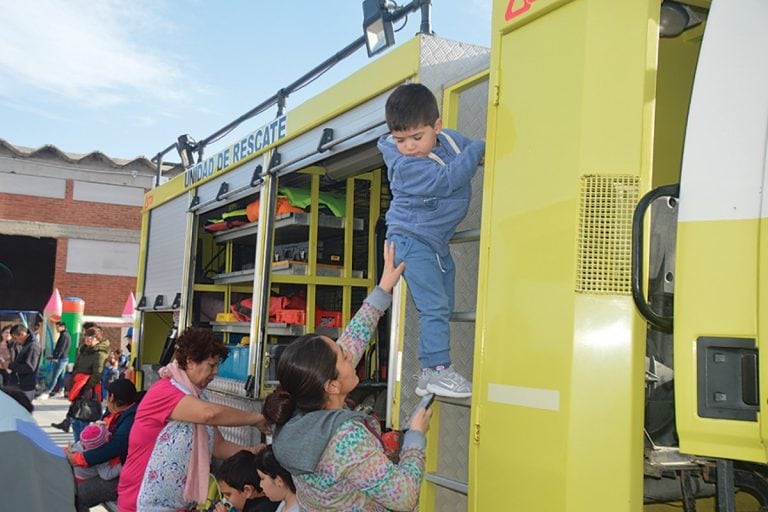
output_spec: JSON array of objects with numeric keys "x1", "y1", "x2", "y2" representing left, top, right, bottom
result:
[{"x1": 117, "y1": 329, "x2": 269, "y2": 512}]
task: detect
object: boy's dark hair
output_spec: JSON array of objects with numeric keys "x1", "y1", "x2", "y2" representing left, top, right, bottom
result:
[
  {"x1": 384, "y1": 83, "x2": 440, "y2": 132},
  {"x1": 217, "y1": 450, "x2": 263, "y2": 492},
  {"x1": 10, "y1": 324, "x2": 27, "y2": 336}
]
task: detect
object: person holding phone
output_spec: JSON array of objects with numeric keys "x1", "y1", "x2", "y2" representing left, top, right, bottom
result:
[
  {"x1": 401, "y1": 393, "x2": 435, "y2": 431},
  {"x1": 263, "y1": 242, "x2": 432, "y2": 511}
]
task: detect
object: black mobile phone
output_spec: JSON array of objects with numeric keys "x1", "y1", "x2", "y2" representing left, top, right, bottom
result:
[{"x1": 402, "y1": 393, "x2": 435, "y2": 430}]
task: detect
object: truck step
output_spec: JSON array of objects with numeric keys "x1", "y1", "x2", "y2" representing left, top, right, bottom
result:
[
  {"x1": 450, "y1": 228, "x2": 480, "y2": 244},
  {"x1": 450, "y1": 311, "x2": 476, "y2": 323},
  {"x1": 425, "y1": 472, "x2": 469, "y2": 495}
]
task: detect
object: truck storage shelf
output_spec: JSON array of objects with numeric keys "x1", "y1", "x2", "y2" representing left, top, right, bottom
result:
[
  {"x1": 272, "y1": 261, "x2": 364, "y2": 278},
  {"x1": 212, "y1": 269, "x2": 255, "y2": 285},
  {"x1": 211, "y1": 321, "x2": 251, "y2": 333},
  {"x1": 211, "y1": 321, "x2": 340, "y2": 338},
  {"x1": 212, "y1": 262, "x2": 365, "y2": 284},
  {"x1": 213, "y1": 212, "x2": 364, "y2": 244}
]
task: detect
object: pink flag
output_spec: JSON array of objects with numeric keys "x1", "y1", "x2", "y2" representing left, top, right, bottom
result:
[
  {"x1": 122, "y1": 292, "x2": 137, "y2": 320},
  {"x1": 44, "y1": 288, "x2": 63, "y2": 320}
]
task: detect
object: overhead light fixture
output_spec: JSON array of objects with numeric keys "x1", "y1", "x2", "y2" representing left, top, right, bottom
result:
[
  {"x1": 176, "y1": 134, "x2": 198, "y2": 168},
  {"x1": 659, "y1": 1, "x2": 703, "y2": 38},
  {"x1": 363, "y1": 0, "x2": 395, "y2": 57}
]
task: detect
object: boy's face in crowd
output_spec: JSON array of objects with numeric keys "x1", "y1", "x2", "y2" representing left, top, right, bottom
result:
[
  {"x1": 11, "y1": 330, "x2": 27, "y2": 345},
  {"x1": 218, "y1": 480, "x2": 255, "y2": 511},
  {"x1": 391, "y1": 118, "x2": 442, "y2": 158}
]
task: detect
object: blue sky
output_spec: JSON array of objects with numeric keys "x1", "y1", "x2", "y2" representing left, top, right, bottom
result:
[{"x1": 0, "y1": 0, "x2": 491, "y2": 162}]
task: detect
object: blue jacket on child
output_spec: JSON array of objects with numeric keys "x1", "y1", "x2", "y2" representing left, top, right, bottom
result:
[{"x1": 378, "y1": 128, "x2": 485, "y2": 255}]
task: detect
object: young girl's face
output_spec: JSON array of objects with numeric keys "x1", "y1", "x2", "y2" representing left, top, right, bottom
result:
[
  {"x1": 257, "y1": 470, "x2": 287, "y2": 502},
  {"x1": 391, "y1": 119, "x2": 442, "y2": 158}
]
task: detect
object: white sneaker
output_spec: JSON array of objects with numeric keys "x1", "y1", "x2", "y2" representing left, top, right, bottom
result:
[
  {"x1": 426, "y1": 365, "x2": 472, "y2": 398},
  {"x1": 415, "y1": 370, "x2": 431, "y2": 397},
  {"x1": 38, "y1": 393, "x2": 50, "y2": 400}
]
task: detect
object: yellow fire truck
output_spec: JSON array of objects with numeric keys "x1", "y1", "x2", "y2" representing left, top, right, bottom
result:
[{"x1": 134, "y1": 0, "x2": 768, "y2": 510}]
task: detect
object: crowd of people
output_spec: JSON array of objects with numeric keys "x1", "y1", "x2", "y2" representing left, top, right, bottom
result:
[
  {"x1": 0, "y1": 82, "x2": 486, "y2": 511},
  {"x1": 0, "y1": 240, "x2": 431, "y2": 512}
]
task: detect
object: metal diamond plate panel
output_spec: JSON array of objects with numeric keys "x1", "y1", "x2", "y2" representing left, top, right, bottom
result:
[
  {"x1": 434, "y1": 487, "x2": 468, "y2": 512},
  {"x1": 400, "y1": 43, "x2": 489, "y2": 512},
  {"x1": 419, "y1": 37, "x2": 490, "y2": 108},
  {"x1": 140, "y1": 367, "x2": 262, "y2": 445},
  {"x1": 205, "y1": 388, "x2": 263, "y2": 446},
  {"x1": 456, "y1": 81, "x2": 487, "y2": 231},
  {"x1": 208, "y1": 376, "x2": 249, "y2": 396}
]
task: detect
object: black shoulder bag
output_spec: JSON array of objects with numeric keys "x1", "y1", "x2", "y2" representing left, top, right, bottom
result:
[{"x1": 68, "y1": 387, "x2": 103, "y2": 423}]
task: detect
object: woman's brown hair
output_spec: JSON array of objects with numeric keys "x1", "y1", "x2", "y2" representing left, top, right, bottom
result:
[
  {"x1": 173, "y1": 327, "x2": 229, "y2": 369},
  {"x1": 262, "y1": 334, "x2": 339, "y2": 426}
]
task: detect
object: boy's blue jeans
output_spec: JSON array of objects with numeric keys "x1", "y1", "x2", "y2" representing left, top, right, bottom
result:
[{"x1": 389, "y1": 234, "x2": 455, "y2": 369}]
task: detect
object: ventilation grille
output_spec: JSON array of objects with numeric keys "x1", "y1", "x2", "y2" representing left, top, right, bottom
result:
[{"x1": 575, "y1": 175, "x2": 639, "y2": 295}]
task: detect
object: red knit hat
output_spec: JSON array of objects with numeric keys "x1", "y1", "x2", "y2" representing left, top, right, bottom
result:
[{"x1": 80, "y1": 424, "x2": 110, "y2": 450}]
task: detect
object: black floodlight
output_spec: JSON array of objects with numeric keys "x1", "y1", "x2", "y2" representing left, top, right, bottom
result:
[
  {"x1": 176, "y1": 134, "x2": 197, "y2": 168},
  {"x1": 363, "y1": 0, "x2": 395, "y2": 57},
  {"x1": 659, "y1": 1, "x2": 703, "y2": 38}
]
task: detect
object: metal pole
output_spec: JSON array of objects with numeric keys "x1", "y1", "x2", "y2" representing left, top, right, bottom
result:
[
  {"x1": 418, "y1": 0, "x2": 433, "y2": 34},
  {"x1": 715, "y1": 459, "x2": 736, "y2": 512},
  {"x1": 153, "y1": 0, "x2": 430, "y2": 159}
]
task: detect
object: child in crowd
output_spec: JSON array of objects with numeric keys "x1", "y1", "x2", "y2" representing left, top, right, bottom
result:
[
  {"x1": 69, "y1": 423, "x2": 122, "y2": 483},
  {"x1": 0, "y1": 325, "x2": 12, "y2": 387},
  {"x1": 378, "y1": 83, "x2": 485, "y2": 398},
  {"x1": 254, "y1": 446, "x2": 298, "y2": 512},
  {"x1": 213, "y1": 450, "x2": 278, "y2": 512},
  {"x1": 101, "y1": 349, "x2": 120, "y2": 400}
]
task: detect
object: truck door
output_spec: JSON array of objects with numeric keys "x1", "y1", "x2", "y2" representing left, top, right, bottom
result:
[{"x1": 673, "y1": 0, "x2": 768, "y2": 463}]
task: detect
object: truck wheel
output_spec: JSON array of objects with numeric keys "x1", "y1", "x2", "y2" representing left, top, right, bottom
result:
[{"x1": 734, "y1": 467, "x2": 768, "y2": 508}]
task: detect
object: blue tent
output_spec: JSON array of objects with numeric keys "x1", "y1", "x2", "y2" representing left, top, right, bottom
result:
[{"x1": 0, "y1": 389, "x2": 75, "y2": 511}]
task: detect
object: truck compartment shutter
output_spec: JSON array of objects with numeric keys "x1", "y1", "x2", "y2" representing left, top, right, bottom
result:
[{"x1": 141, "y1": 194, "x2": 189, "y2": 310}]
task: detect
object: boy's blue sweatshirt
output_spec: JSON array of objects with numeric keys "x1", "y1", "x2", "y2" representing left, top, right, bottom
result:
[{"x1": 378, "y1": 128, "x2": 485, "y2": 255}]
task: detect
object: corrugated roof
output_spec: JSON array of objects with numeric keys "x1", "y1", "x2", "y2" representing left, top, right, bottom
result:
[{"x1": 0, "y1": 138, "x2": 179, "y2": 173}]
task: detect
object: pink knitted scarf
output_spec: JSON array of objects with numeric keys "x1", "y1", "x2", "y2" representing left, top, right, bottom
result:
[{"x1": 158, "y1": 361, "x2": 210, "y2": 504}]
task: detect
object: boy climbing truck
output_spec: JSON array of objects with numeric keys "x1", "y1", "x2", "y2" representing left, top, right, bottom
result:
[{"x1": 133, "y1": 0, "x2": 768, "y2": 510}]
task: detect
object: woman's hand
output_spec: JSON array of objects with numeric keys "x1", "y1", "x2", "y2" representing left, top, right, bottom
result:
[
  {"x1": 63, "y1": 445, "x2": 72, "y2": 461},
  {"x1": 407, "y1": 406, "x2": 432, "y2": 433},
  {"x1": 248, "y1": 443, "x2": 266, "y2": 454},
  {"x1": 213, "y1": 501, "x2": 231, "y2": 512},
  {"x1": 379, "y1": 240, "x2": 405, "y2": 294},
  {"x1": 254, "y1": 413, "x2": 272, "y2": 434}
]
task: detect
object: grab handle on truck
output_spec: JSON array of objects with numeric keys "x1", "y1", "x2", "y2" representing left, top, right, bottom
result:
[{"x1": 631, "y1": 184, "x2": 679, "y2": 332}]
